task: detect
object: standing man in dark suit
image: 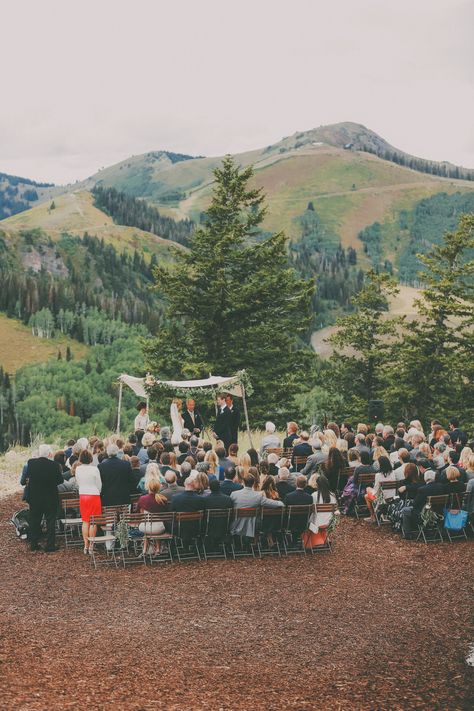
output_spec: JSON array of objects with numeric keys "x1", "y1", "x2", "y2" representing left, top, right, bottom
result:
[
  {"x1": 27, "y1": 444, "x2": 63, "y2": 552},
  {"x1": 99, "y1": 443, "x2": 136, "y2": 507},
  {"x1": 182, "y1": 399, "x2": 204, "y2": 435},
  {"x1": 225, "y1": 393, "x2": 240, "y2": 447},
  {"x1": 213, "y1": 393, "x2": 232, "y2": 452}
]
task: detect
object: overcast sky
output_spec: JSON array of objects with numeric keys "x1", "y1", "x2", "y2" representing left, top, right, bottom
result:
[{"x1": 1, "y1": 0, "x2": 473, "y2": 184}]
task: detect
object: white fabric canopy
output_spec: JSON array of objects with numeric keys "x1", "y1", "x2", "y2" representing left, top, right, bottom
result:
[{"x1": 118, "y1": 373, "x2": 243, "y2": 397}]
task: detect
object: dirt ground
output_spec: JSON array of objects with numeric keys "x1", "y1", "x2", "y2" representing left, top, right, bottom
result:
[{"x1": 0, "y1": 492, "x2": 473, "y2": 710}]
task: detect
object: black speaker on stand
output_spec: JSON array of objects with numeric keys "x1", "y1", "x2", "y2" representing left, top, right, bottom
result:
[{"x1": 368, "y1": 399, "x2": 384, "y2": 422}]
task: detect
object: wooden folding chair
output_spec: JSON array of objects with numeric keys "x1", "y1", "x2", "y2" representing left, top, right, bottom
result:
[
  {"x1": 354, "y1": 473, "x2": 376, "y2": 519},
  {"x1": 374, "y1": 480, "x2": 398, "y2": 526},
  {"x1": 266, "y1": 448, "x2": 283, "y2": 457},
  {"x1": 336, "y1": 466, "x2": 353, "y2": 495},
  {"x1": 202, "y1": 508, "x2": 233, "y2": 561},
  {"x1": 311, "y1": 503, "x2": 338, "y2": 553},
  {"x1": 59, "y1": 496, "x2": 82, "y2": 548},
  {"x1": 142, "y1": 512, "x2": 175, "y2": 564},
  {"x1": 416, "y1": 494, "x2": 449, "y2": 543},
  {"x1": 232, "y1": 507, "x2": 261, "y2": 558},
  {"x1": 259, "y1": 507, "x2": 285, "y2": 557},
  {"x1": 88, "y1": 513, "x2": 119, "y2": 568},
  {"x1": 293, "y1": 456, "x2": 308, "y2": 472},
  {"x1": 283, "y1": 504, "x2": 313, "y2": 554},
  {"x1": 174, "y1": 511, "x2": 203, "y2": 562}
]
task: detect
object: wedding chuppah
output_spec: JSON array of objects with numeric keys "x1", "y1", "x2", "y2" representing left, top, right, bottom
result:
[{"x1": 116, "y1": 372, "x2": 252, "y2": 447}]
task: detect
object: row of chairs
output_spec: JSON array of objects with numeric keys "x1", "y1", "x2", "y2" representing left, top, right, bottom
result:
[{"x1": 59, "y1": 501, "x2": 337, "y2": 568}]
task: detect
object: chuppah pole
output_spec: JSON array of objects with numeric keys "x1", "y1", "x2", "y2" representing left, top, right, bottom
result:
[
  {"x1": 116, "y1": 381, "x2": 123, "y2": 434},
  {"x1": 241, "y1": 382, "x2": 253, "y2": 449}
]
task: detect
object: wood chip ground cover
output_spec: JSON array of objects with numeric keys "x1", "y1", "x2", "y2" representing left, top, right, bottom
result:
[{"x1": 0, "y1": 493, "x2": 472, "y2": 710}]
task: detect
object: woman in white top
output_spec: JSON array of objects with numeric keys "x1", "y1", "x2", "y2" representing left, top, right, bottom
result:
[
  {"x1": 364, "y1": 455, "x2": 396, "y2": 523},
  {"x1": 309, "y1": 474, "x2": 338, "y2": 533},
  {"x1": 75, "y1": 449, "x2": 102, "y2": 554},
  {"x1": 134, "y1": 401, "x2": 149, "y2": 433}
]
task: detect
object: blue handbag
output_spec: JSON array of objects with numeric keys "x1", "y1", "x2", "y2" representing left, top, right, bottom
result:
[{"x1": 443, "y1": 507, "x2": 468, "y2": 531}]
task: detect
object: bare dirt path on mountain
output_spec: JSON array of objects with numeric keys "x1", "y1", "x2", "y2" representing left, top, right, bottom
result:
[{"x1": 0, "y1": 492, "x2": 472, "y2": 710}]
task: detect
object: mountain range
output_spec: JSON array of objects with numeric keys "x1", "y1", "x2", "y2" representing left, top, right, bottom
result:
[{"x1": 0, "y1": 120, "x2": 473, "y2": 357}]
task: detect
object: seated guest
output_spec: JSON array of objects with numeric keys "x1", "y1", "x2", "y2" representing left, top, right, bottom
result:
[
  {"x1": 276, "y1": 467, "x2": 295, "y2": 500},
  {"x1": 448, "y1": 417, "x2": 467, "y2": 447},
  {"x1": 307, "y1": 474, "x2": 338, "y2": 543},
  {"x1": 159, "y1": 426, "x2": 171, "y2": 444},
  {"x1": 137, "y1": 432, "x2": 155, "y2": 465},
  {"x1": 260, "y1": 422, "x2": 280, "y2": 454},
  {"x1": 179, "y1": 461, "x2": 192, "y2": 486},
  {"x1": 99, "y1": 444, "x2": 136, "y2": 507},
  {"x1": 354, "y1": 433, "x2": 370, "y2": 456},
  {"x1": 220, "y1": 466, "x2": 244, "y2": 495},
  {"x1": 177, "y1": 441, "x2": 190, "y2": 465},
  {"x1": 215, "y1": 446, "x2": 233, "y2": 477},
  {"x1": 364, "y1": 456, "x2": 396, "y2": 523},
  {"x1": 459, "y1": 446, "x2": 473, "y2": 473},
  {"x1": 283, "y1": 422, "x2": 299, "y2": 449},
  {"x1": 267, "y1": 453, "x2": 279, "y2": 477},
  {"x1": 160, "y1": 471, "x2": 185, "y2": 500},
  {"x1": 170, "y1": 476, "x2": 207, "y2": 513},
  {"x1": 401, "y1": 470, "x2": 445, "y2": 539},
  {"x1": 137, "y1": 475, "x2": 168, "y2": 555},
  {"x1": 228, "y1": 443, "x2": 240, "y2": 465},
  {"x1": 301, "y1": 439, "x2": 328, "y2": 477},
  {"x1": 205, "y1": 478, "x2": 234, "y2": 510},
  {"x1": 443, "y1": 465, "x2": 466, "y2": 495},
  {"x1": 393, "y1": 449, "x2": 411, "y2": 480},
  {"x1": 247, "y1": 448, "x2": 260, "y2": 467},
  {"x1": 387, "y1": 462, "x2": 422, "y2": 532},
  {"x1": 319, "y1": 447, "x2": 345, "y2": 492},
  {"x1": 260, "y1": 475, "x2": 284, "y2": 546},
  {"x1": 305, "y1": 472, "x2": 319, "y2": 496},
  {"x1": 372, "y1": 446, "x2": 390, "y2": 472},
  {"x1": 292, "y1": 431, "x2": 313, "y2": 468},
  {"x1": 188, "y1": 436, "x2": 200, "y2": 459},
  {"x1": 159, "y1": 452, "x2": 180, "y2": 480},
  {"x1": 382, "y1": 425, "x2": 395, "y2": 451},
  {"x1": 432, "y1": 442, "x2": 447, "y2": 470},
  {"x1": 230, "y1": 474, "x2": 283, "y2": 537},
  {"x1": 347, "y1": 449, "x2": 361, "y2": 469},
  {"x1": 138, "y1": 462, "x2": 164, "y2": 494},
  {"x1": 465, "y1": 454, "x2": 474, "y2": 481},
  {"x1": 130, "y1": 456, "x2": 142, "y2": 488},
  {"x1": 285, "y1": 475, "x2": 313, "y2": 506},
  {"x1": 204, "y1": 449, "x2": 219, "y2": 479},
  {"x1": 353, "y1": 450, "x2": 375, "y2": 485},
  {"x1": 139, "y1": 446, "x2": 158, "y2": 477},
  {"x1": 195, "y1": 472, "x2": 211, "y2": 496}
]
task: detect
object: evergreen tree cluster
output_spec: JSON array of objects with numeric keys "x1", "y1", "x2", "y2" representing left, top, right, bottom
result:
[
  {"x1": 145, "y1": 157, "x2": 315, "y2": 423},
  {"x1": 0, "y1": 172, "x2": 52, "y2": 219},
  {"x1": 92, "y1": 185, "x2": 194, "y2": 246},
  {"x1": 0, "y1": 229, "x2": 164, "y2": 338},
  {"x1": 290, "y1": 205, "x2": 363, "y2": 327},
  {"x1": 361, "y1": 145, "x2": 473, "y2": 181},
  {"x1": 318, "y1": 214, "x2": 474, "y2": 430}
]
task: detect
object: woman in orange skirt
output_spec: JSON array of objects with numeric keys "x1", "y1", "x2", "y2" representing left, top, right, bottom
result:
[{"x1": 75, "y1": 449, "x2": 102, "y2": 554}]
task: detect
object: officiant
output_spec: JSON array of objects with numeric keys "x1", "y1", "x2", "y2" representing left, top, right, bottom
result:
[{"x1": 182, "y1": 398, "x2": 204, "y2": 435}]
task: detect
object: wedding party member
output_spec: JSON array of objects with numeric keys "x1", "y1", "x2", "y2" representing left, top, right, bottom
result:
[
  {"x1": 225, "y1": 394, "x2": 241, "y2": 446},
  {"x1": 75, "y1": 449, "x2": 102, "y2": 554},
  {"x1": 26, "y1": 444, "x2": 63, "y2": 552},
  {"x1": 213, "y1": 394, "x2": 232, "y2": 452},
  {"x1": 283, "y1": 422, "x2": 299, "y2": 449},
  {"x1": 134, "y1": 401, "x2": 149, "y2": 432},
  {"x1": 182, "y1": 399, "x2": 204, "y2": 435},
  {"x1": 170, "y1": 398, "x2": 184, "y2": 445}
]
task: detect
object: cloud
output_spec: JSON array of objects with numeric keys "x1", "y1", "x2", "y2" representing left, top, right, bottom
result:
[{"x1": 0, "y1": 0, "x2": 472, "y2": 183}]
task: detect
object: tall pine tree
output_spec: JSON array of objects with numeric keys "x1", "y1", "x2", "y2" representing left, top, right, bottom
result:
[
  {"x1": 327, "y1": 270, "x2": 404, "y2": 421},
  {"x1": 144, "y1": 157, "x2": 314, "y2": 422},
  {"x1": 385, "y1": 214, "x2": 474, "y2": 425}
]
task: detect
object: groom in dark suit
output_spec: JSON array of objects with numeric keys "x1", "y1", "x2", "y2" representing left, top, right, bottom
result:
[
  {"x1": 213, "y1": 393, "x2": 232, "y2": 452},
  {"x1": 182, "y1": 398, "x2": 204, "y2": 434},
  {"x1": 225, "y1": 393, "x2": 240, "y2": 447}
]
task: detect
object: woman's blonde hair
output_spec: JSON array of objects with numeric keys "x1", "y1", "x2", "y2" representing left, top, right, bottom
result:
[
  {"x1": 204, "y1": 449, "x2": 218, "y2": 474},
  {"x1": 195, "y1": 472, "x2": 209, "y2": 493},
  {"x1": 308, "y1": 472, "x2": 319, "y2": 489},
  {"x1": 459, "y1": 447, "x2": 473, "y2": 469},
  {"x1": 446, "y1": 465, "x2": 460, "y2": 482},
  {"x1": 465, "y1": 454, "x2": 474, "y2": 473},
  {"x1": 373, "y1": 446, "x2": 389, "y2": 461},
  {"x1": 144, "y1": 462, "x2": 161, "y2": 491},
  {"x1": 323, "y1": 429, "x2": 337, "y2": 449},
  {"x1": 418, "y1": 442, "x2": 432, "y2": 458}
]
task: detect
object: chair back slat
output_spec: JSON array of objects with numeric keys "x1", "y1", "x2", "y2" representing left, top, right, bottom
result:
[
  {"x1": 234, "y1": 507, "x2": 259, "y2": 519},
  {"x1": 315, "y1": 503, "x2": 337, "y2": 513}
]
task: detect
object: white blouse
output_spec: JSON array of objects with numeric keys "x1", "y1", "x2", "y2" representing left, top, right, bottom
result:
[
  {"x1": 75, "y1": 464, "x2": 102, "y2": 496},
  {"x1": 134, "y1": 413, "x2": 149, "y2": 432}
]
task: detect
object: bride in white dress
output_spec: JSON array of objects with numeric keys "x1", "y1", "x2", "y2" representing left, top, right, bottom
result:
[{"x1": 170, "y1": 398, "x2": 184, "y2": 445}]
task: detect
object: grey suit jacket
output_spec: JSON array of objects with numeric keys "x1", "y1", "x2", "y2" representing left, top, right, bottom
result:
[
  {"x1": 301, "y1": 451, "x2": 328, "y2": 478},
  {"x1": 230, "y1": 487, "x2": 283, "y2": 536},
  {"x1": 160, "y1": 483, "x2": 185, "y2": 500}
]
